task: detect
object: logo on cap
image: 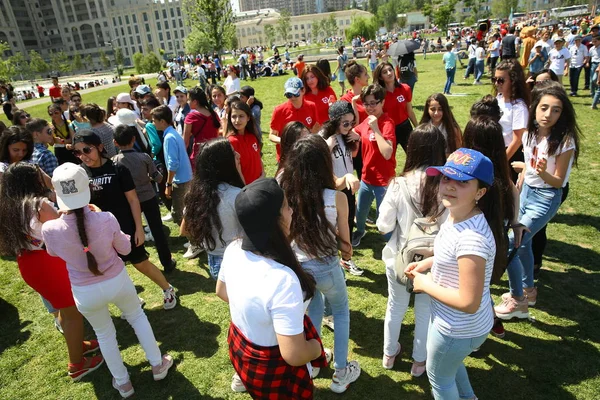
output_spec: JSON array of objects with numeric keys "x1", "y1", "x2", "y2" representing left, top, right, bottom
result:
[
  {"x1": 447, "y1": 150, "x2": 474, "y2": 166},
  {"x1": 60, "y1": 180, "x2": 78, "y2": 195}
]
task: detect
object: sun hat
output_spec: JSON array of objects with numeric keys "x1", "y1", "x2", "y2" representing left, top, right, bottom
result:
[
  {"x1": 235, "y1": 178, "x2": 284, "y2": 253},
  {"x1": 115, "y1": 93, "x2": 135, "y2": 106},
  {"x1": 426, "y1": 148, "x2": 494, "y2": 186},
  {"x1": 113, "y1": 108, "x2": 138, "y2": 126},
  {"x1": 134, "y1": 85, "x2": 152, "y2": 95},
  {"x1": 284, "y1": 77, "x2": 303, "y2": 96},
  {"x1": 51, "y1": 163, "x2": 91, "y2": 211},
  {"x1": 328, "y1": 101, "x2": 355, "y2": 120}
]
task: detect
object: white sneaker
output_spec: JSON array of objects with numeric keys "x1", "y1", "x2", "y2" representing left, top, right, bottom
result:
[
  {"x1": 183, "y1": 241, "x2": 191, "y2": 248},
  {"x1": 231, "y1": 373, "x2": 246, "y2": 392},
  {"x1": 144, "y1": 226, "x2": 151, "y2": 233},
  {"x1": 145, "y1": 232, "x2": 154, "y2": 242},
  {"x1": 330, "y1": 360, "x2": 361, "y2": 393},
  {"x1": 163, "y1": 286, "x2": 177, "y2": 310},
  {"x1": 161, "y1": 213, "x2": 173, "y2": 222},
  {"x1": 183, "y1": 244, "x2": 204, "y2": 259},
  {"x1": 340, "y1": 259, "x2": 364, "y2": 276},
  {"x1": 311, "y1": 348, "x2": 332, "y2": 378},
  {"x1": 323, "y1": 315, "x2": 335, "y2": 331}
]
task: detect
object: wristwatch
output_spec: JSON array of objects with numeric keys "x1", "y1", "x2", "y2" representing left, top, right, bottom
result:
[{"x1": 166, "y1": 183, "x2": 173, "y2": 187}]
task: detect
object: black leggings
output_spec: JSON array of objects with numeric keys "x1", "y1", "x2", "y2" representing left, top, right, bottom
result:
[
  {"x1": 341, "y1": 188, "x2": 356, "y2": 235},
  {"x1": 531, "y1": 182, "x2": 570, "y2": 266},
  {"x1": 395, "y1": 120, "x2": 413, "y2": 154},
  {"x1": 141, "y1": 196, "x2": 173, "y2": 269},
  {"x1": 508, "y1": 146, "x2": 524, "y2": 183}
]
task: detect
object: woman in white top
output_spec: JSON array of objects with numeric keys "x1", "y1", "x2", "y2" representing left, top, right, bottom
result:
[
  {"x1": 223, "y1": 66, "x2": 241, "y2": 95},
  {"x1": 495, "y1": 83, "x2": 580, "y2": 320},
  {"x1": 492, "y1": 60, "x2": 531, "y2": 182},
  {"x1": 407, "y1": 148, "x2": 502, "y2": 400},
  {"x1": 377, "y1": 124, "x2": 447, "y2": 377},
  {"x1": 280, "y1": 135, "x2": 361, "y2": 394},
  {"x1": 474, "y1": 41, "x2": 486, "y2": 84},
  {"x1": 155, "y1": 81, "x2": 178, "y2": 114}
]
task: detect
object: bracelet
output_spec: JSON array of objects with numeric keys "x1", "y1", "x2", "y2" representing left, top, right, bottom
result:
[{"x1": 166, "y1": 183, "x2": 173, "y2": 187}]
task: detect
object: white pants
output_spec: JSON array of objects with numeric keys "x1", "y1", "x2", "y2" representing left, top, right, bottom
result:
[
  {"x1": 383, "y1": 266, "x2": 431, "y2": 362},
  {"x1": 72, "y1": 268, "x2": 162, "y2": 385}
]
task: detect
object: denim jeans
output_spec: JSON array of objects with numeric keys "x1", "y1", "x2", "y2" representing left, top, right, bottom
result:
[
  {"x1": 427, "y1": 322, "x2": 488, "y2": 400},
  {"x1": 355, "y1": 180, "x2": 389, "y2": 239},
  {"x1": 369, "y1": 61, "x2": 378, "y2": 72},
  {"x1": 303, "y1": 256, "x2": 350, "y2": 370},
  {"x1": 207, "y1": 254, "x2": 223, "y2": 280},
  {"x1": 569, "y1": 66, "x2": 582, "y2": 94},
  {"x1": 444, "y1": 68, "x2": 456, "y2": 94},
  {"x1": 474, "y1": 60, "x2": 485, "y2": 82},
  {"x1": 590, "y1": 62, "x2": 599, "y2": 97},
  {"x1": 71, "y1": 268, "x2": 162, "y2": 385},
  {"x1": 383, "y1": 266, "x2": 430, "y2": 362},
  {"x1": 41, "y1": 295, "x2": 58, "y2": 314},
  {"x1": 464, "y1": 58, "x2": 476, "y2": 78},
  {"x1": 506, "y1": 184, "x2": 562, "y2": 297}
]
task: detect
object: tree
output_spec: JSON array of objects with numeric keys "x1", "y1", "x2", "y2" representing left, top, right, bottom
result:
[
  {"x1": 50, "y1": 51, "x2": 72, "y2": 74},
  {"x1": 183, "y1": 0, "x2": 235, "y2": 52},
  {"x1": 132, "y1": 52, "x2": 145, "y2": 73},
  {"x1": 141, "y1": 52, "x2": 162, "y2": 73},
  {"x1": 264, "y1": 24, "x2": 276, "y2": 46},
  {"x1": 184, "y1": 29, "x2": 213, "y2": 54},
  {"x1": 72, "y1": 54, "x2": 83, "y2": 71},
  {"x1": 311, "y1": 19, "x2": 322, "y2": 41},
  {"x1": 323, "y1": 14, "x2": 338, "y2": 38},
  {"x1": 84, "y1": 54, "x2": 93, "y2": 70},
  {"x1": 99, "y1": 50, "x2": 110, "y2": 69},
  {"x1": 351, "y1": 0, "x2": 358, "y2": 9},
  {"x1": 463, "y1": 0, "x2": 486, "y2": 23},
  {"x1": 114, "y1": 47, "x2": 124, "y2": 67},
  {"x1": 423, "y1": 0, "x2": 459, "y2": 32},
  {"x1": 345, "y1": 16, "x2": 377, "y2": 41},
  {"x1": 491, "y1": 0, "x2": 518, "y2": 20},
  {"x1": 29, "y1": 50, "x2": 49, "y2": 75},
  {"x1": 397, "y1": 16, "x2": 407, "y2": 30},
  {"x1": 368, "y1": 0, "x2": 380, "y2": 14},
  {"x1": 277, "y1": 9, "x2": 292, "y2": 42}
]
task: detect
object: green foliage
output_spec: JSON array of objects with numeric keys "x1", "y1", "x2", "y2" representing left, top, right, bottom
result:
[
  {"x1": 351, "y1": 0, "x2": 358, "y2": 8},
  {"x1": 72, "y1": 54, "x2": 83, "y2": 71},
  {"x1": 28, "y1": 50, "x2": 49, "y2": 75},
  {"x1": 376, "y1": 0, "x2": 412, "y2": 31},
  {"x1": 49, "y1": 51, "x2": 72, "y2": 75},
  {"x1": 491, "y1": 0, "x2": 518, "y2": 19},
  {"x1": 132, "y1": 52, "x2": 145, "y2": 74},
  {"x1": 264, "y1": 24, "x2": 277, "y2": 46},
  {"x1": 99, "y1": 50, "x2": 111, "y2": 69},
  {"x1": 277, "y1": 9, "x2": 292, "y2": 42},
  {"x1": 114, "y1": 47, "x2": 124, "y2": 67},
  {"x1": 424, "y1": 0, "x2": 459, "y2": 32},
  {"x1": 345, "y1": 16, "x2": 377, "y2": 41},
  {"x1": 185, "y1": 29, "x2": 214, "y2": 54},
  {"x1": 83, "y1": 54, "x2": 93, "y2": 71},
  {"x1": 140, "y1": 52, "x2": 163, "y2": 73},
  {"x1": 323, "y1": 14, "x2": 339, "y2": 38},
  {"x1": 463, "y1": 0, "x2": 486, "y2": 22},
  {"x1": 184, "y1": 0, "x2": 235, "y2": 52},
  {"x1": 368, "y1": 0, "x2": 380, "y2": 14}
]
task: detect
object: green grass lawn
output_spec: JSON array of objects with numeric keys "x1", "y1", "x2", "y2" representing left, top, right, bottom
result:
[{"x1": 1, "y1": 54, "x2": 599, "y2": 399}]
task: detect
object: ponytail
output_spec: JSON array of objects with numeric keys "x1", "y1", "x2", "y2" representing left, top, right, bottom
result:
[{"x1": 74, "y1": 208, "x2": 102, "y2": 276}]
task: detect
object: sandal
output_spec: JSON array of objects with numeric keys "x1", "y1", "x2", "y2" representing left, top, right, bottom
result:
[
  {"x1": 82, "y1": 340, "x2": 100, "y2": 355},
  {"x1": 68, "y1": 355, "x2": 104, "y2": 381}
]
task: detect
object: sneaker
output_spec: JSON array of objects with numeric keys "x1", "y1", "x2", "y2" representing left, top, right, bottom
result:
[
  {"x1": 351, "y1": 231, "x2": 366, "y2": 247},
  {"x1": 494, "y1": 296, "x2": 529, "y2": 320},
  {"x1": 163, "y1": 286, "x2": 177, "y2": 310},
  {"x1": 523, "y1": 287, "x2": 537, "y2": 306},
  {"x1": 54, "y1": 317, "x2": 64, "y2": 334},
  {"x1": 112, "y1": 378, "x2": 135, "y2": 398},
  {"x1": 183, "y1": 244, "x2": 204, "y2": 259},
  {"x1": 164, "y1": 259, "x2": 177, "y2": 274},
  {"x1": 330, "y1": 360, "x2": 361, "y2": 393},
  {"x1": 490, "y1": 317, "x2": 505, "y2": 339},
  {"x1": 382, "y1": 343, "x2": 401, "y2": 370},
  {"x1": 144, "y1": 225, "x2": 151, "y2": 233},
  {"x1": 161, "y1": 213, "x2": 173, "y2": 222},
  {"x1": 82, "y1": 340, "x2": 100, "y2": 355},
  {"x1": 410, "y1": 361, "x2": 426, "y2": 377},
  {"x1": 311, "y1": 348, "x2": 333, "y2": 378},
  {"x1": 340, "y1": 259, "x2": 364, "y2": 276},
  {"x1": 366, "y1": 217, "x2": 375, "y2": 225},
  {"x1": 183, "y1": 241, "x2": 191, "y2": 248},
  {"x1": 231, "y1": 372, "x2": 246, "y2": 392},
  {"x1": 68, "y1": 355, "x2": 105, "y2": 381},
  {"x1": 152, "y1": 354, "x2": 174, "y2": 380},
  {"x1": 145, "y1": 231, "x2": 154, "y2": 242},
  {"x1": 323, "y1": 315, "x2": 335, "y2": 331}
]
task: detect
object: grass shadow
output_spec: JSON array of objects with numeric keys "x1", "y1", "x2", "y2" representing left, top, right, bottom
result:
[
  {"x1": 0, "y1": 297, "x2": 31, "y2": 355},
  {"x1": 552, "y1": 213, "x2": 600, "y2": 231},
  {"x1": 345, "y1": 269, "x2": 388, "y2": 298}
]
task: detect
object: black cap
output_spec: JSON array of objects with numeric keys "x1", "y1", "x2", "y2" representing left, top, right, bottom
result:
[
  {"x1": 73, "y1": 129, "x2": 102, "y2": 146},
  {"x1": 235, "y1": 178, "x2": 283, "y2": 253},
  {"x1": 328, "y1": 101, "x2": 355, "y2": 120}
]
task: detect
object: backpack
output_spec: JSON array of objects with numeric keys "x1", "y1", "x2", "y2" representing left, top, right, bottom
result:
[{"x1": 394, "y1": 178, "x2": 441, "y2": 286}]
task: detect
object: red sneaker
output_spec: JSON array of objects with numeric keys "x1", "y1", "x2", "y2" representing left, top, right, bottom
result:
[
  {"x1": 490, "y1": 317, "x2": 505, "y2": 339},
  {"x1": 82, "y1": 339, "x2": 100, "y2": 355},
  {"x1": 68, "y1": 355, "x2": 104, "y2": 381}
]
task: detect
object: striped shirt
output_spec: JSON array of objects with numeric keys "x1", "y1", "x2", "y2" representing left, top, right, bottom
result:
[{"x1": 430, "y1": 213, "x2": 495, "y2": 338}]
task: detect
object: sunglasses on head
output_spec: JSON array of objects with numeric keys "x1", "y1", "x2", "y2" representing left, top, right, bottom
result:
[
  {"x1": 72, "y1": 146, "x2": 94, "y2": 157},
  {"x1": 284, "y1": 92, "x2": 301, "y2": 99},
  {"x1": 341, "y1": 120, "x2": 355, "y2": 128},
  {"x1": 491, "y1": 77, "x2": 506, "y2": 85}
]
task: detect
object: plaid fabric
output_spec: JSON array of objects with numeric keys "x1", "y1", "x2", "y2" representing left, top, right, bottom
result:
[
  {"x1": 32, "y1": 143, "x2": 58, "y2": 177},
  {"x1": 228, "y1": 315, "x2": 328, "y2": 400}
]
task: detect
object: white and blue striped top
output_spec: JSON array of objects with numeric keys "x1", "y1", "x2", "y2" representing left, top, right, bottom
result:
[{"x1": 430, "y1": 213, "x2": 495, "y2": 339}]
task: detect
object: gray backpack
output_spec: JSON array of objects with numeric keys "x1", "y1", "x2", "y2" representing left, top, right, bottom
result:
[{"x1": 394, "y1": 178, "x2": 441, "y2": 286}]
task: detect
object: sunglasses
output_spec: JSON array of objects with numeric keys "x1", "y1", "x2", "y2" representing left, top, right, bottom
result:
[
  {"x1": 341, "y1": 120, "x2": 355, "y2": 128},
  {"x1": 364, "y1": 100, "x2": 381, "y2": 108},
  {"x1": 72, "y1": 146, "x2": 95, "y2": 157},
  {"x1": 49, "y1": 110, "x2": 61, "y2": 116},
  {"x1": 284, "y1": 92, "x2": 301, "y2": 99},
  {"x1": 20, "y1": 114, "x2": 30, "y2": 119},
  {"x1": 491, "y1": 77, "x2": 506, "y2": 85}
]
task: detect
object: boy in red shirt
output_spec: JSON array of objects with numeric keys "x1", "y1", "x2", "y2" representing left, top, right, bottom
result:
[
  {"x1": 49, "y1": 77, "x2": 61, "y2": 101},
  {"x1": 269, "y1": 77, "x2": 319, "y2": 162},
  {"x1": 351, "y1": 84, "x2": 396, "y2": 247}
]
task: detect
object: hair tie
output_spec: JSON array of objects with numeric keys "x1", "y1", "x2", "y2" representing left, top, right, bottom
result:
[{"x1": 83, "y1": 247, "x2": 89, "y2": 253}]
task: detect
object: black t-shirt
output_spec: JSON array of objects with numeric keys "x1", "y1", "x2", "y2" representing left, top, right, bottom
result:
[{"x1": 84, "y1": 160, "x2": 137, "y2": 235}]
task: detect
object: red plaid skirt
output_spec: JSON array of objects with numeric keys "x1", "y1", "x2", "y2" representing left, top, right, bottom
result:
[{"x1": 228, "y1": 315, "x2": 328, "y2": 399}]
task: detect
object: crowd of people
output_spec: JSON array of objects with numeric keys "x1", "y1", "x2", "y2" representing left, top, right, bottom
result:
[{"x1": 0, "y1": 15, "x2": 587, "y2": 398}]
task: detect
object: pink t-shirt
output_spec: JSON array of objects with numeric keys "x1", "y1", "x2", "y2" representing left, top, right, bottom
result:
[{"x1": 42, "y1": 208, "x2": 131, "y2": 287}]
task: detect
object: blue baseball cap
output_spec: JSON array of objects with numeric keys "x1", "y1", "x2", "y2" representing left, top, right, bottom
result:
[
  {"x1": 426, "y1": 148, "x2": 494, "y2": 186},
  {"x1": 284, "y1": 77, "x2": 303, "y2": 96}
]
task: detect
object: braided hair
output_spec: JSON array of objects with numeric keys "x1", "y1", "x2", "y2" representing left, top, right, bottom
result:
[{"x1": 74, "y1": 208, "x2": 102, "y2": 276}]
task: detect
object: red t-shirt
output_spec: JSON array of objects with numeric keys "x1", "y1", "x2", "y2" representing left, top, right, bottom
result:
[
  {"x1": 185, "y1": 110, "x2": 220, "y2": 162},
  {"x1": 270, "y1": 99, "x2": 317, "y2": 161},
  {"x1": 295, "y1": 61, "x2": 306, "y2": 78},
  {"x1": 49, "y1": 84, "x2": 61, "y2": 99},
  {"x1": 354, "y1": 113, "x2": 396, "y2": 186},
  {"x1": 304, "y1": 86, "x2": 337, "y2": 125},
  {"x1": 340, "y1": 90, "x2": 368, "y2": 124},
  {"x1": 383, "y1": 83, "x2": 412, "y2": 126},
  {"x1": 228, "y1": 132, "x2": 262, "y2": 184}
]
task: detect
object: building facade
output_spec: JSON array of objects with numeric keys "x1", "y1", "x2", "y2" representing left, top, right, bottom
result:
[{"x1": 239, "y1": 0, "x2": 350, "y2": 16}]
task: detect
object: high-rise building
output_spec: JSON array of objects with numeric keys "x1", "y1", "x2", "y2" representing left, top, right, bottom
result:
[{"x1": 239, "y1": 0, "x2": 349, "y2": 15}]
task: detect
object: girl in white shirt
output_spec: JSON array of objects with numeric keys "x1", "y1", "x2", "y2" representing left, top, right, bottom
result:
[
  {"x1": 419, "y1": 93, "x2": 462, "y2": 155},
  {"x1": 377, "y1": 124, "x2": 446, "y2": 377},
  {"x1": 495, "y1": 82, "x2": 580, "y2": 320}
]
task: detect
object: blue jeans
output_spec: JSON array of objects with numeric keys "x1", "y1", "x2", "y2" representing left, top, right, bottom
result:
[
  {"x1": 355, "y1": 180, "x2": 389, "y2": 239},
  {"x1": 207, "y1": 254, "x2": 223, "y2": 281},
  {"x1": 369, "y1": 61, "x2": 378, "y2": 72},
  {"x1": 590, "y1": 62, "x2": 599, "y2": 96},
  {"x1": 474, "y1": 60, "x2": 484, "y2": 82},
  {"x1": 41, "y1": 295, "x2": 58, "y2": 313},
  {"x1": 444, "y1": 68, "x2": 455, "y2": 94},
  {"x1": 507, "y1": 184, "x2": 562, "y2": 297},
  {"x1": 303, "y1": 256, "x2": 350, "y2": 370},
  {"x1": 464, "y1": 58, "x2": 476, "y2": 78},
  {"x1": 427, "y1": 323, "x2": 488, "y2": 400}
]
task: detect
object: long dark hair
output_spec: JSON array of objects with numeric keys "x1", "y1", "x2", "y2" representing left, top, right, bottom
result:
[
  {"x1": 493, "y1": 60, "x2": 531, "y2": 106},
  {"x1": 189, "y1": 86, "x2": 221, "y2": 129},
  {"x1": 402, "y1": 123, "x2": 446, "y2": 217},
  {"x1": 476, "y1": 176, "x2": 507, "y2": 283},
  {"x1": 527, "y1": 82, "x2": 580, "y2": 165},
  {"x1": 420, "y1": 93, "x2": 462, "y2": 153},
  {"x1": 0, "y1": 163, "x2": 48, "y2": 256},
  {"x1": 470, "y1": 95, "x2": 502, "y2": 122},
  {"x1": 302, "y1": 64, "x2": 330, "y2": 90},
  {"x1": 319, "y1": 105, "x2": 358, "y2": 153},
  {"x1": 225, "y1": 101, "x2": 260, "y2": 144},
  {"x1": 184, "y1": 137, "x2": 245, "y2": 250},
  {"x1": 373, "y1": 62, "x2": 400, "y2": 88},
  {"x1": 74, "y1": 208, "x2": 102, "y2": 276},
  {"x1": 280, "y1": 135, "x2": 338, "y2": 259},
  {"x1": 277, "y1": 121, "x2": 307, "y2": 175},
  {"x1": 0, "y1": 126, "x2": 34, "y2": 163}
]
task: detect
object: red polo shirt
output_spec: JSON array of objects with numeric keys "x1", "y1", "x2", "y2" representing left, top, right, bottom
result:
[
  {"x1": 383, "y1": 83, "x2": 412, "y2": 126},
  {"x1": 49, "y1": 84, "x2": 61, "y2": 99},
  {"x1": 228, "y1": 132, "x2": 262, "y2": 184},
  {"x1": 270, "y1": 98, "x2": 317, "y2": 161},
  {"x1": 340, "y1": 89, "x2": 368, "y2": 124},
  {"x1": 354, "y1": 113, "x2": 396, "y2": 186},
  {"x1": 304, "y1": 86, "x2": 337, "y2": 125}
]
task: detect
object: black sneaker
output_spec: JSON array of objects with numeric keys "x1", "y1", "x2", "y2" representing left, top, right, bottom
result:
[
  {"x1": 351, "y1": 231, "x2": 366, "y2": 247},
  {"x1": 164, "y1": 259, "x2": 177, "y2": 273}
]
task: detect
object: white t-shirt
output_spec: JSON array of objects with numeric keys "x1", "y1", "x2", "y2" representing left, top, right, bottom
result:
[
  {"x1": 548, "y1": 48, "x2": 571, "y2": 75},
  {"x1": 467, "y1": 44, "x2": 477, "y2": 59},
  {"x1": 569, "y1": 44, "x2": 589, "y2": 68},
  {"x1": 475, "y1": 47, "x2": 486, "y2": 61},
  {"x1": 330, "y1": 134, "x2": 353, "y2": 179},
  {"x1": 523, "y1": 131, "x2": 576, "y2": 189},
  {"x1": 535, "y1": 39, "x2": 553, "y2": 53},
  {"x1": 490, "y1": 40, "x2": 500, "y2": 58},
  {"x1": 207, "y1": 183, "x2": 243, "y2": 256},
  {"x1": 497, "y1": 94, "x2": 528, "y2": 147},
  {"x1": 224, "y1": 76, "x2": 241, "y2": 95},
  {"x1": 218, "y1": 240, "x2": 305, "y2": 347},
  {"x1": 430, "y1": 213, "x2": 495, "y2": 339},
  {"x1": 165, "y1": 95, "x2": 178, "y2": 114}
]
